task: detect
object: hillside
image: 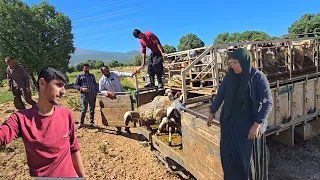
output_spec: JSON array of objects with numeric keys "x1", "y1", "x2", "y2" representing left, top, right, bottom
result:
[{"x1": 69, "y1": 48, "x2": 148, "y2": 66}]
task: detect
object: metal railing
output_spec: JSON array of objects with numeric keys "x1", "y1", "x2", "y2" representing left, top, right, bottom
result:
[{"x1": 172, "y1": 36, "x2": 320, "y2": 104}]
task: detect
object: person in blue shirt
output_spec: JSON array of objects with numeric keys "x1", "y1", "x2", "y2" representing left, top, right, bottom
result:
[
  {"x1": 207, "y1": 48, "x2": 273, "y2": 180},
  {"x1": 74, "y1": 64, "x2": 99, "y2": 128}
]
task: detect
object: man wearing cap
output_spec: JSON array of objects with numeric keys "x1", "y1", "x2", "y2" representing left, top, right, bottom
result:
[{"x1": 133, "y1": 29, "x2": 166, "y2": 88}]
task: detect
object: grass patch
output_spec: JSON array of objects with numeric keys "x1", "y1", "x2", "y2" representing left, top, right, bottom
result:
[
  {"x1": 0, "y1": 88, "x2": 13, "y2": 104},
  {"x1": 67, "y1": 68, "x2": 137, "y2": 92},
  {"x1": 98, "y1": 143, "x2": 108, "y2": 154},
  {"x1": 66, "y1": 67, "x2": 138, "y2": 85},
  {"x1": 65, "y1": 95, "x2": 81, "y2": 111},
  {"x1": 0, "y1": 66, "x2": 140, "y2": 105}
]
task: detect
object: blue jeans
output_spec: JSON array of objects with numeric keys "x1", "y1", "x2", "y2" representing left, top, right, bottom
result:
[{"x1": 80, "y1": 94, "x2": 96, "y2": 125}]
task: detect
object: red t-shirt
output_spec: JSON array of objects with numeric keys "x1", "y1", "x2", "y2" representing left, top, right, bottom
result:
[
  {"x1": 140, "y1": 31, "x2": 161, "y2": 54},
  {"x1": 0, "y1": 106, "x2": 80, "y2": 177}
]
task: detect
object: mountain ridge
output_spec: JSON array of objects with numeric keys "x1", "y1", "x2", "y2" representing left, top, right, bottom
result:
[{"x1": 69, "y1": 47, "x2": 150, "y2": 66}]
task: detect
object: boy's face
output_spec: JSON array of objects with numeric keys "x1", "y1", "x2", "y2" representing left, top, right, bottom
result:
[{"x1": 39, "y1": 78, "x2": 66, "y2": 105}]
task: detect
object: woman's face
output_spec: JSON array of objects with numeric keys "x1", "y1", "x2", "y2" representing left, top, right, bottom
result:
[{"x1": 231, "y1": 59, "x2": 242, "y2": 74}]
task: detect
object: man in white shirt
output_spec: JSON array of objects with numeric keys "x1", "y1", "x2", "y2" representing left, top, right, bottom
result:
[{"x1": 99, "y1": 65, "x2": 137, "y2": 134}]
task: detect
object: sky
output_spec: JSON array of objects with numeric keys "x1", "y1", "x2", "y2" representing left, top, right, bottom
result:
[{"x1": 24, "y1": 0, "x2": 320, "y2": 53}]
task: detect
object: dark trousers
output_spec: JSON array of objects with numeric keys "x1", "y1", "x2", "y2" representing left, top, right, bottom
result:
[
  {"x1": 80, "y1": 94, "x2": 96, "y2": 125},
  {"x1": 12, "y1": 86, "x2": 36, "y2": 110},
  {"x1": 148, "y1": 51, "x2": 164, "y2": 82}
]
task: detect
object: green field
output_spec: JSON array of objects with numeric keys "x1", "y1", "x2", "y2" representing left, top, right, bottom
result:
[
  {"x1": 0, "y1": 87, "x2": 14, "y2": 104},
  {"x1": 0, "y1": 66, "x2": 141, "y2": 105}
]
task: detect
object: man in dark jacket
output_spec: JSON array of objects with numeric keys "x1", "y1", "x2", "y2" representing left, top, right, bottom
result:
[
  {"x1": 74, "y1": 64, "x2": 99, "y2": 128},
  {"x1": 5, "y1": 56, "x2": 36, "y2": 110}
]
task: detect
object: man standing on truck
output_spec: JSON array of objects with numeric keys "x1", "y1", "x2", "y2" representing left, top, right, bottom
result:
[
  {"x1": 0, "y1": 66, "x2": 85, "y2": 178},
  {"x1": 74, "y1": 63, "x2": 99, "y2": 128},
  {"x1": 5, "y1": 56, "x2": 37, "y2": 110},
  {"x1": 99, "y1": 65, "x2": 137, "y2": 134},
  {"x1": 133, "y1": 29, "x2": 166, "y2": 88}
]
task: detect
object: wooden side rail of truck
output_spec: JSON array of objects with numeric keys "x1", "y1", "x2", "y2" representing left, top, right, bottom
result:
[{"x1": 122, "y1": 35, "x2": 320, "y2": 180}]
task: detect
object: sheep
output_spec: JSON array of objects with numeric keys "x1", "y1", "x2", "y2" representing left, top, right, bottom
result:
[
  {"x1": 156, "y1": 106, "x2": 183, "y2": 149},
  {"x1": 124, "y1": 89, "x2": 183, "y2": 131},
  {"x1": 167, "y1": 75, "x2": 182, "y2": 88},
  {"x1": 291, "y1": 40, "x2": 314, "y2": 70},
  {"x1": 124, "y1": 94, "x2": 174, "y2": 131}
]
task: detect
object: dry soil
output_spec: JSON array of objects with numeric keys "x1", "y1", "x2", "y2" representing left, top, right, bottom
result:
[{"x1": 0, "y1": 89, "x2": 320, "y2": 180}]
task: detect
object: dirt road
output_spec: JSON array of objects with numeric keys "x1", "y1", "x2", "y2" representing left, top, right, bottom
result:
[{"x1": 0, "y1": 89, "x2": 320, "y2": 180}]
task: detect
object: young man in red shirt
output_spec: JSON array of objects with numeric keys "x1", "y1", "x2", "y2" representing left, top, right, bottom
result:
[
  {"x1": 133, "y1": 29, "x2": 166, "y2": 88},
  {"x1": 0, "y1": 66, "x2": 85, "y2": 178}
]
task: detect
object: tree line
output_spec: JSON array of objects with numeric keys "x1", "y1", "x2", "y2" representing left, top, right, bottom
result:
[
  {"x1": 158, "y1": 13, "x2": 320, "y2": 54},
  {"x1": 68, "y1": 60, "x2": 134, "y2": 73},
  {"x1": 0, "y1": 0, "x2": 319, "y2": 84}
]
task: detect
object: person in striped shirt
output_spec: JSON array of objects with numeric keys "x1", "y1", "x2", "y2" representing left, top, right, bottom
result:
[{"x1": 74, "y1": 64, "x2": 99, "y2": 128}]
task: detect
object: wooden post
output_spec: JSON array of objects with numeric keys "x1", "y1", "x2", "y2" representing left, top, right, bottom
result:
[
  {"x1": 288, "y1": 41, "x2": 293, "y2": 79},
  {"x1": 271, "y1": 126, "x2": 295, "y2": 147},
  {"x1": 213, "y1": 48, "x2": 219, "y2": 92},
  {"x1": 188, "y1": 51, "x2": 193, "y2": 88}
]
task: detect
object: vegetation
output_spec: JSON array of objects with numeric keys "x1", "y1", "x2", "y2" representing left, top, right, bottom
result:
[
  {"x1": 131, "y1": 54, "x2": 150, "y2": 66},
  {"x1": 0, "y1": 88, "x2": 13, "y2": 104},
  {"x1": 98, "y1": 143, "x2": 108, "y2": 154},
  {"x1": 0, "y1": 0, "x2": 318, "y2": 93},
  {"x1": 163, "y1": 45, "x2": 177, "y2": 53},
  {"x1": 178, "y1": 33, "x2": 205, "y2": 51},
  {"x1": 65, "y1": 94, "x2": 81, "y2": 111},
  {"x1": 213, "y1": 31, "x2": 273, "y2": 44},
  {"x1": 288, "y1": 13, "x2": 320, "y2": 37},
  {"x1": 0, "y1": 0, "x2": 75, "y2": 88}
]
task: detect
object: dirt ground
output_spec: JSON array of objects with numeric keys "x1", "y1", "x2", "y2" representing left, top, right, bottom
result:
[
  {"x1": 267, "y1": 136, "x2": 320, "y2": 180},
  {"x1": 0, "y1": 89, "x2": 320, "y2": 180},
  {"x1": 0, "y1": 90, "x2": 180, "y2": 180}
]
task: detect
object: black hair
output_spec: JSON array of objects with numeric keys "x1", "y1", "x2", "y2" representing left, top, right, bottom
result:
[
  {"x1": 100, "y1": 65, "x2": 109, "y2": 72},
  {"x1": 82, "y1": 63, "x2": 89, "y2": 68},
  {"x1": 37, "y1": 66, "x2": 69, "y2": 86},
  {"x1": 133, "y1": 29, "x2": 141, "y2": 38}
]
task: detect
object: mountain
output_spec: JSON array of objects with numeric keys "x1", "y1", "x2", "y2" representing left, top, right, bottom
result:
[{"x1": 69, "y1": 48, "x2": 147, "y2": 66}]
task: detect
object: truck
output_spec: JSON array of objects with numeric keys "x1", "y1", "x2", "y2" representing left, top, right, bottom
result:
[{"x1": 100, "y1": 35, "x2": 320, "y2": 180}]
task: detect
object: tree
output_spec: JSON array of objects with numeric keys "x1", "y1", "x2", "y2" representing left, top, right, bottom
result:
[
  {"x1": 177, "y1": 33, "x2": 205, "y2": 51},
  {"x1": 214, "y1": 32, "x2": 231, "y2": 44},
  {"x1": 75, "y1": 63, "x2": 84, "y2": 71},
  {"x1": 288, "y1": 13, "x2": 320, "y2": 37},
  {"x1": 133, "y1": 55, "x2": 141, "y2": 66},
  {"x1": 240, "y1": 31, "x2": 271, "y2": 41},
  {"x1": 107, "y1": 60, "x2": 121, "y2": 68},
  {"x1": 82, "y1": 59, "x2": 104, "y2": 69},
  {"x1": 84, "y1": 60, "x2": 96, "y2": 67},
  {"x1": 94, "y1": 60, "x2": 104, "y2": 69},
  {"x1": 163, "y1": 44, "x2": 177, "y2": 54},
  {"x1": 132, "y1": 55, "x2": 149, "y2": 66},
  {"x1": 66, "y1": 66, "x2": 75, "y2": 73},
  {"x1": 0, "y1": 0, "x2": 75, "y2": 88},
  {"x1": 213, "y1": 31, "x2": 271, "y2": 44}
]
